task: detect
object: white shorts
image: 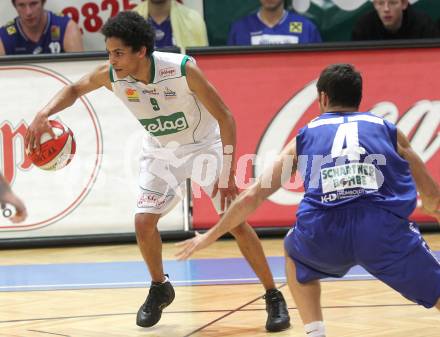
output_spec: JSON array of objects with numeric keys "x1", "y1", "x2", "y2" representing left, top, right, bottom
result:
[{"x1": 136, "y1": 142, "x2": 224, "y2": 215}]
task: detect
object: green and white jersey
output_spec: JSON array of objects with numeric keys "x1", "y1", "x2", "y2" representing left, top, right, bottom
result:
[{"x1": 110, "y1": 51, "x2": 220, "y2": 151}]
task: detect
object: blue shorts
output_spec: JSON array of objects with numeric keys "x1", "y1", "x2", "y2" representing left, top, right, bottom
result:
[{"x1": 284, "y1": 205, "x2": 440, "y2": 308}]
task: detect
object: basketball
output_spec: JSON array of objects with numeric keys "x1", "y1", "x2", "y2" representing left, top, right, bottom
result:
[{"x1": 29, "y1": 120, "x2": 76, "y2": 171}]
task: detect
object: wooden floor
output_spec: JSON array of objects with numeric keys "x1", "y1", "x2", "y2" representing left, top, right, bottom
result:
[{"x1": 0, "y1": 234, "x2": 439, "y2": 337}]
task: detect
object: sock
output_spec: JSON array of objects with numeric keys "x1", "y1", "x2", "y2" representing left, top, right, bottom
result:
[
  {"x1": 304, "y1": 321, "x2": 325, "y2": 337},
  {"x1": 151, "y1": 275, "x2": 169, "y2": 285}
]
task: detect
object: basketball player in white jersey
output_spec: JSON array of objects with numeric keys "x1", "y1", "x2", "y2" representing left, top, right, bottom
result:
[{"x1": 25, "y1": 11, "x2": 290, "y2": 332}]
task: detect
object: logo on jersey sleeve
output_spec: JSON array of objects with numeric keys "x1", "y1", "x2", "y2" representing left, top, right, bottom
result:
[
  {"x1": 140, "y1": 112, "x2": 189, "y2": 136},
  {"x1": 290, "y1": 22, "x2": 303, "y2": 33},
  {"x1": 125, "y1": 88, "x2": 140, "y2": 102},
  {"x1": 6, "y1": 25, "x2": 16, "y2": 35}
]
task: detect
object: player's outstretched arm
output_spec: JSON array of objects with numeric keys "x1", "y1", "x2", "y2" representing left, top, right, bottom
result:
[
  {"x1": 175, "y1": 137, "x2": 298, "y2": 260},
  {"x1": 397, "y1": 129, "x2": 440, "y2": 222},
  {"x1": 25, "y1": 64, "x2": 111, "y2": 153}
]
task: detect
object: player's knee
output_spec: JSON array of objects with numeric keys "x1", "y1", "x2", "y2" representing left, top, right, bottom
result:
[
  {"x1": 135, "y1": 213, "x2": 160, "y2": 234},
  {"x1": 229, "y1": 222, "x2": 249, "y2": 238}
]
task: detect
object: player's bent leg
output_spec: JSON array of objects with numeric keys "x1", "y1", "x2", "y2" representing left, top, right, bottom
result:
[
  {"x1": 285, "y1": 253, "x2": 325, "y2": 336},
  {"x1": 229, "y1": 221, "x2": 290, "y2": 332},
  {"x1": 135, "y1": 213, "x2": 175, "y2": 328},
  {"x1": 358, "y1": 218, "x2": 440, "y2": 310},
  {"x1": 229, "y1": 222, "x2": 275, "y2": 289}
]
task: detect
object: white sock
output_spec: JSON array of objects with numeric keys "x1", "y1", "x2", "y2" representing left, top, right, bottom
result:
[
  {"x1": 162, "y1": 275, "x2": 169, "y2": 283},
  {"x1": 304, "y1": 321, "x2": 326, "y2": 337}
]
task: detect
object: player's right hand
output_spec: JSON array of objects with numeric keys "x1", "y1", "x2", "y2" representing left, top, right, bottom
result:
[
  {"x1": 25, "y1": 113, "x2": 56, "y2": 155},
  {"x1": 421, "y1": 198, "x2": 440, "y2": 224},
  {"x1": 211, "y1": 170, "x2": 239, "y2": 212}
]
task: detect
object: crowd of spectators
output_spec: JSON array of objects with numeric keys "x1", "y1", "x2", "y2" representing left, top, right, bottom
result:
[{"x1": 0, "y1": 0, "x2": 439, "y2": 56}]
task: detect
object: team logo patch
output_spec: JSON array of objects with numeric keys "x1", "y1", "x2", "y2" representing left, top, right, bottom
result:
[
  {"x1": 125, "y1": 88, "x2": 140, "y2": 102},
  {"x1": 290, "y1": 21, "x2": 303, "y2": 33},
  {"x1": 164, "y1": 87, "x2": 176, "y2": 99},
  {"x1": 51, "y1": 25, "x2": 60, "y2": 40},
  {"x1": 142, "y1": 88, "x2": 159, "y2": 95},
  {"x1": 159, "y1": 67, "x2": 176, "y2": 78},
  {"x1": 6, "y1": 25, "x2": 16, "y2": 35}
]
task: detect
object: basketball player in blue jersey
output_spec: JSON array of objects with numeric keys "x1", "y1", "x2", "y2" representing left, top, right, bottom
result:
[
  {"x1": 0, "y1": 0, "x2": 83, "y2": 55},
  {"x1": 25, "y1": 11, "x2": 289, "y2": 332},
  {"x1": 176, "y1": 64, "x2": 440, "y2": 336},
  {"x1": 0, "y1": 173, "x2": 27, "y2": 223},
  {"x1": 228, "y1": 0, "x2": 322, "y2": 45}
]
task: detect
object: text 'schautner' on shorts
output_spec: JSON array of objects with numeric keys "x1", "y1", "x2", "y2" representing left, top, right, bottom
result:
[{"x1": 136, "y1": 142, "x2": 224, "y2": 215}]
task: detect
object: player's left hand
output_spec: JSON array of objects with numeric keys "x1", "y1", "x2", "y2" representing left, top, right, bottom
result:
[
  {"x1": 175, "y1": 231, "x2": 211, "y2": 260},
  {"x1": 211, "y1": 170, "x2": 238, "y2": 212}
]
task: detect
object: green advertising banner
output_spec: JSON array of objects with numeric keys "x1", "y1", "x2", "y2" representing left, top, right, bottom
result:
[{"x1": 204, "y1": 0, "x2": 440, "y2": 45}]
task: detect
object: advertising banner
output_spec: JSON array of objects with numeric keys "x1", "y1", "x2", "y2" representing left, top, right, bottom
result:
[
  {"x1": 189, "y1": 47, "x2": 440, "y2": 228},
  {"x1": 0, "y1": 59, "x2": 185, "y2": 239}
]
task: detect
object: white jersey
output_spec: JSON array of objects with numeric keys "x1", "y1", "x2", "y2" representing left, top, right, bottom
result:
[{"x1": 110, "y1": 51, "x2": 221, "y2": 154}]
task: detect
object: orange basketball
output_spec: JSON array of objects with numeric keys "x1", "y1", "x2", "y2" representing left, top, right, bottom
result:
[{"x1": 29, "y1": 120, "x2": 76, "y2": 171}]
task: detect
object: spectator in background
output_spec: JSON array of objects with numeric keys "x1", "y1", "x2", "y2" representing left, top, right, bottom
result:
[
  {"x1": 228, "y1": 0, "x2": 322, "y2": 46},
  {"x1": 0, "y1": 0, "x2": 83, "y2": 55},
  {"x1": 352, "y1": 0, "x2": 440, "y2": 40},
  {"x1": 0, "y1": 174, "x2": 27, "y2": 223},
  {"x1": 133, "y1": 0, "x2": 208, "y2": 49}
]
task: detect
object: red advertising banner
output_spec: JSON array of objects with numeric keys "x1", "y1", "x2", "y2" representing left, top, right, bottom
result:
[{"x1": 190, "y1": 47, "x2": 440, "y2": 229}]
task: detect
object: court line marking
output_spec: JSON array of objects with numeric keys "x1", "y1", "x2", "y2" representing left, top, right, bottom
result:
[
  {"x1": 183, "y1": 284, "x2": 290, "y2": 337},
  {"x1": 0, "y1": 303, "x2": 418, "y2": 325},
  {"x1": 0, "y1": 275, "x2": 371, "y2": 291},
  {"x1": 27, "y1": 330, "x2": 71, "y2": 337}
]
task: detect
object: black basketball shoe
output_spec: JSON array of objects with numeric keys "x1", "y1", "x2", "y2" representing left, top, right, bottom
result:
[
  {"x1": 136, "y1": 277, "x2": 175, "y2": 328},
  {"x1": 264, "y1": 288, "x2": 291, "y2": 332}
]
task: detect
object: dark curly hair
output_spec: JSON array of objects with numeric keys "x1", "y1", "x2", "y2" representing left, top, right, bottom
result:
[
  {"x1": 317, "y1": 64, "x2": 363, "y2": 109},
  {"x1": 12, "y1": 0, "x2": 46, "y2": 5},
  {"x1": 101, "y1": 11, "x2": 155, "y2": 57}
]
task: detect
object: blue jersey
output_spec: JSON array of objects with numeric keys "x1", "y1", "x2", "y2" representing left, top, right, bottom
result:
[
  {"x1": 0, "y1": 11, "x2": 69, "y2": 55},
  {"x1": 296, "y1": 112, "x2": 417, "y2": 218},
  {"x1": 147, "y1": 16, "x2": 173, "y2": 48},
  {"x1": 227, "y1": 10, "x2": 322, "y2": 45}
]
